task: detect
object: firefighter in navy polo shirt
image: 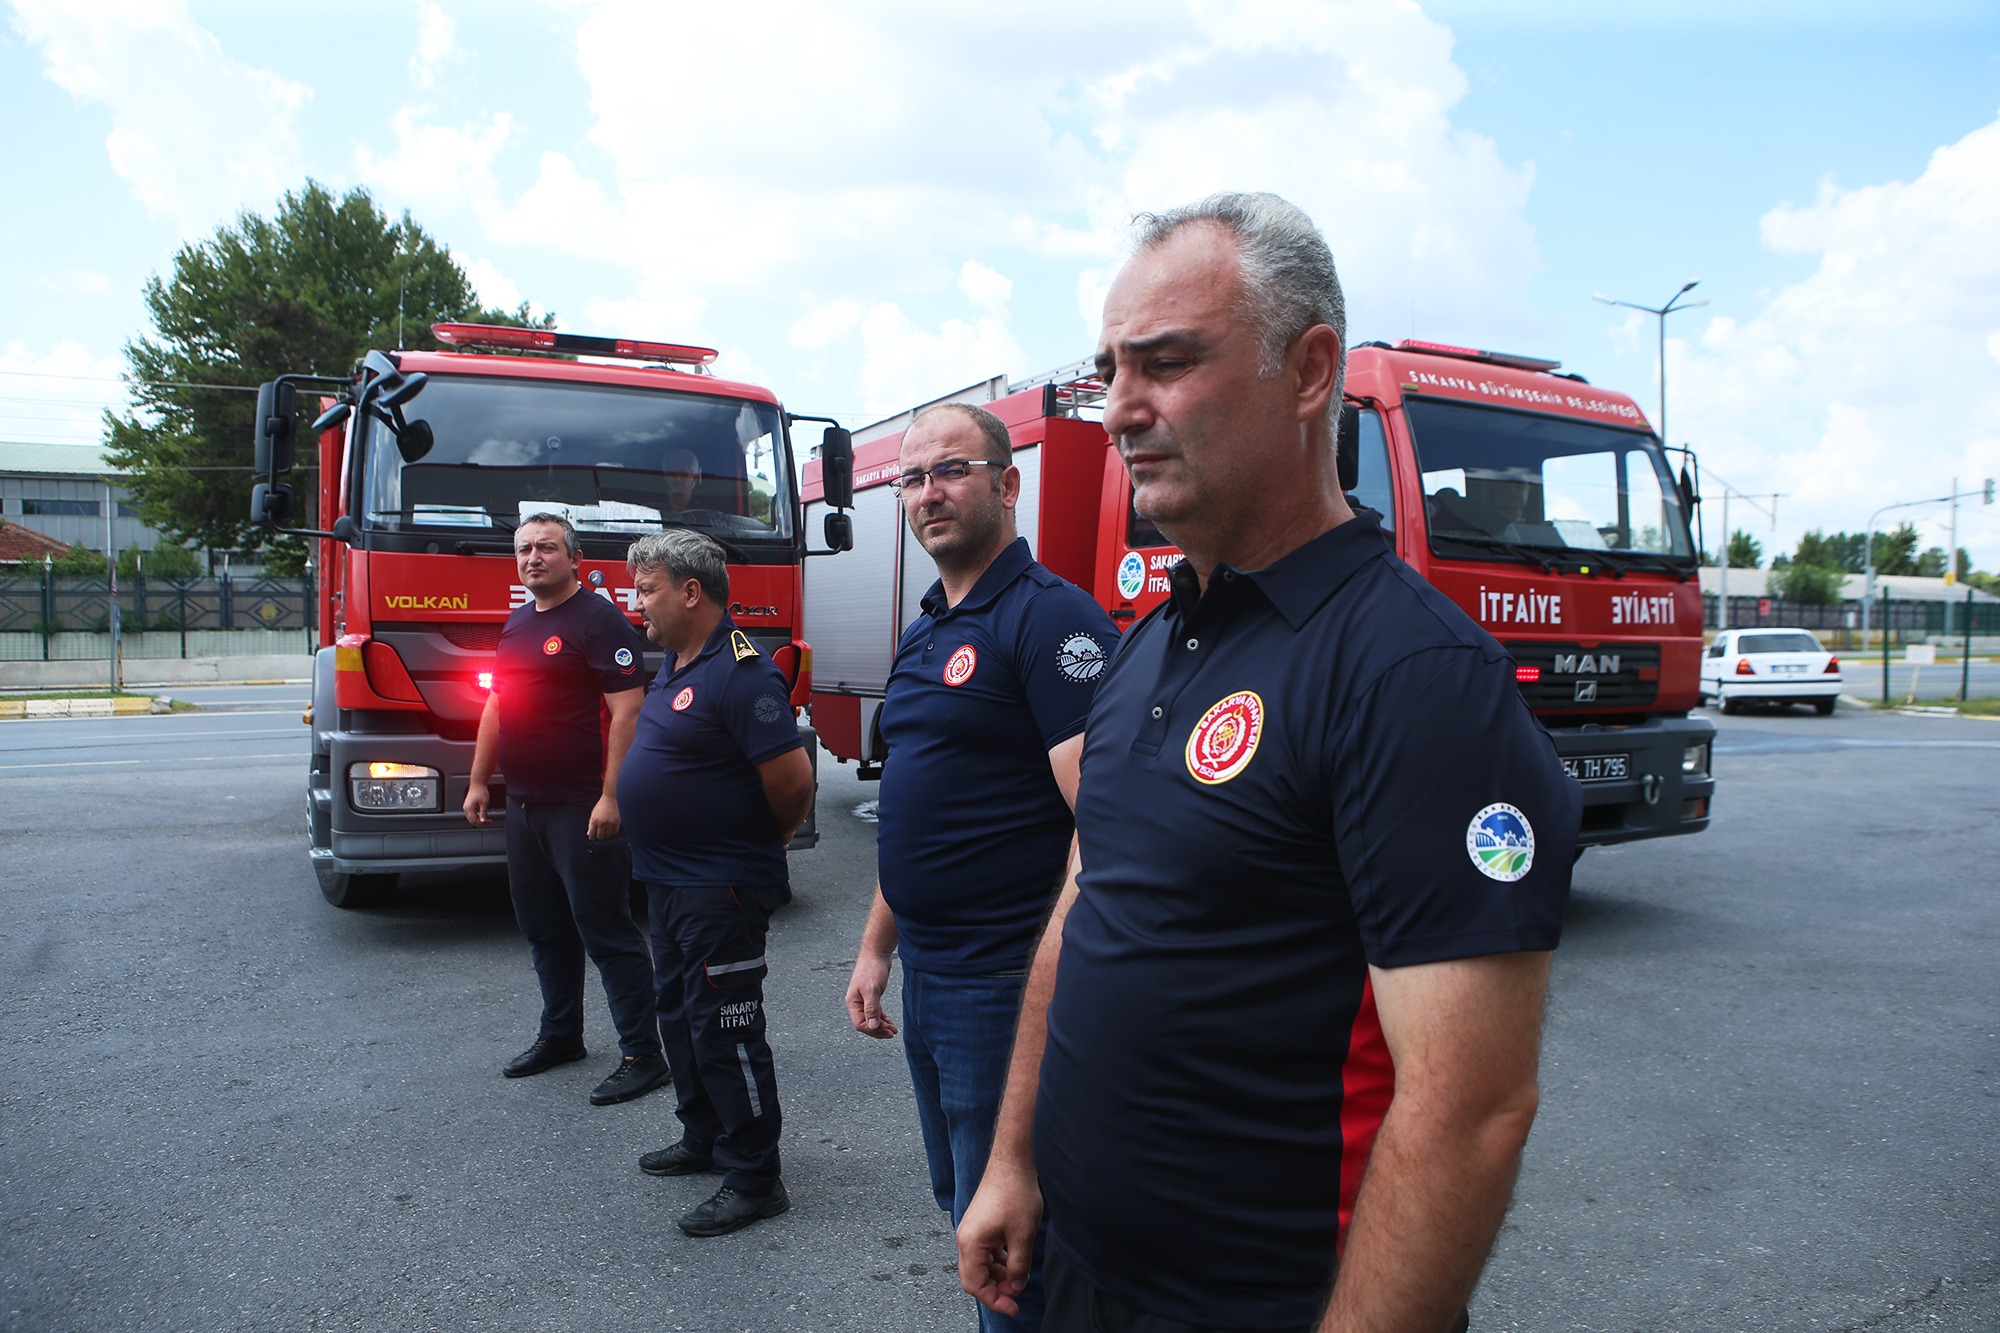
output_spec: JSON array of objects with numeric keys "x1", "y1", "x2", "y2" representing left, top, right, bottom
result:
[
  {"x1": 620, "y1": 530, "x2": 814, "y2": 1238},
  {"x1": 465, "y1": 512, "x2": 669, "y2": 1106},
  {"x1": 957, "y1": 193, "x2": 1582, "y2": 1332},
  {"x1": 844, "y1": 402, "x2": 1118, "y2": 1333}
]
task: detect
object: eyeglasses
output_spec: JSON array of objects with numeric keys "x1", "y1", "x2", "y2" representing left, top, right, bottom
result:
[{"x1": 889, "y1": 459, "x2": 1004, "y2": 494}]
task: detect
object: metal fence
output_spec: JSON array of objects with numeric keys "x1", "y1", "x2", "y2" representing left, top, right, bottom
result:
[
  {"x1": 1703, "y1": 593, "x2": 2000, "y2": 648},
  {"x1": 0, "y1": 570, "x2": 314, "y2": 661}
]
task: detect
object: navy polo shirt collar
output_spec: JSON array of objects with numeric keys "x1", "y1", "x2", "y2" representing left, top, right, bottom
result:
[
  {"x1": 918, "y1": 537, "x2": 1036, "y2": 621},
  {"x1": 664, "y1": 614, "x2": 738, "y2": 683},
  {"x1": 1167, "y1": 512, "x2": 1392, "y2": 631}
]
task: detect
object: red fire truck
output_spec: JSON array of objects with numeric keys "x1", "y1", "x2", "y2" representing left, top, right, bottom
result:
[
  {"x1": 801, "y1": 340, "x2": 1714, "y2": 849},
  {"x1": 252, "y1": 323, "x2": 855, "y2": 907}
]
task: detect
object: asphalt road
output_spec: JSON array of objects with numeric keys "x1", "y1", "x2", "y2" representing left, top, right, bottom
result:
[{"x1": 2, "y1": 687, "x2": 1997, "y2": 1330}]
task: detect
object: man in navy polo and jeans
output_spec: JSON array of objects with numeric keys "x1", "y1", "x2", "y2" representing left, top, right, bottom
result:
[
  {"x1": 846, "y1": 402, "x2": 1118, "y2": 1332},
  {"x1": 957, "y1": 193, "x2": 1581, "y2": 1332},
  {"x1": 466, "y1": 512, "x2": 669, "y2": 1107},
  {"x1": 621, "y1": 529, "x2": 814, "y2": 1238}
]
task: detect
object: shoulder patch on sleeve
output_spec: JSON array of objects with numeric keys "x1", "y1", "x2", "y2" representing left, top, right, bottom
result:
[{"x1": 730, "y1": 629, "x2": 760, "y2": 663}]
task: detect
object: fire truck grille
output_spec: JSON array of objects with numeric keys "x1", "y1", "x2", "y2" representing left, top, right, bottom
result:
[
  {"x1": 1505, "y1": 641, "x2": 1661, "y2": 710},
  {"x1": 440, "y1": 624, "x2": 503, "y2": 652}
]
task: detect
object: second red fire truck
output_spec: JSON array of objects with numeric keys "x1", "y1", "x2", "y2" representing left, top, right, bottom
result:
[{"x1": 801, "y1": 340, "x2": 1715, "y2": 850}]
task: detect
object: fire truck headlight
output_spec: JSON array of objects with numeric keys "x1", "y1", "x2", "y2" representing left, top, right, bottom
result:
[
  {"x1": 1681, "y1": 743, "x2": 1710, "y2": 777},
  {"x1": 350, "y1": 762, "x2": 442, "y2": 812}
]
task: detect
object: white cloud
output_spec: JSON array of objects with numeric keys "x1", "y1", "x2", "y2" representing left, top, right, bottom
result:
[
  {"x1": 1674, "y1": 114, "x2": 2000, "y2": 565},
  {"x1": 410, "y1": 4, "x2": 455, "y2": 90},
  {"x1": 492, "y1": 0, "x2": 1540, "y2": 405},
  {"x1": 35, "y1": 270, "x2": 110, "y2": 297},
  {"x1": 0, "y1": 340, "x2": 128, "y2": 449},
  {"x1": 459, "y1": 257, "x2": 523, "y2": 314},
  {"x1": 11, "y1": 0, "x2": 309, "y2": 229},
  {"x1": 853, "y1": 302, "x2": 1028, "y2": 420},
  {"x1": 353, "y1": 106, "x2": 517, "y2": 215}
]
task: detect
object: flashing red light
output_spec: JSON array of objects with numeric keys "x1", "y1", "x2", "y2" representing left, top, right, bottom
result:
[
  {"x1": 1824, "y1": 657, "x2": 1840, "y2": 673},
  {"x1": 1735, "y1": 658, "x2": 1756, "y2": 675},
  {"x1": 1515, "y1": 665, "x2": 1541, "y2": 683},
  {"x1": 431, "y1": 322, "x2": 718, "y2": 367},
  {"x1": 477, "y1": 670, "x2": 494, "y2": 692}
]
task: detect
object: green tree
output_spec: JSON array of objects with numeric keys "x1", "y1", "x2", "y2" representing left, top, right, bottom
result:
[
  {"x1": 49, "y1": 545, "x2": 107, "y2": 576},
  {"x1": 1793, "y1": 529, "x2": 1855, "y2": 572},
  {"x1": 1724, "y1": 529, "x2": 1763, "y2": 569},
  {"x1": 1870, "y1": 522, "x2": 1922, "y2": 576},
  {"x1": 1770, "y1": 560, "x2": 1843, "y2": 605},
  {"x1": 117, "y1": 542, "x2": 200, "y2": 580},
  {"x1": 1915, "y1": 546, "x2": 1949, "y2": 578},
  {"x1": 103, "y1": 180, "x2": 550, "y2": 564}
]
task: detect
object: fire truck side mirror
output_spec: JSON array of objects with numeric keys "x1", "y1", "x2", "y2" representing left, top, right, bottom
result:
[
  {"x1": 823, "y1": 511, "x2": 854, "y2": 553},
  {"x1": 251, "y1": 481, "x2": 295, "y2": 527},
  {"x1": 255, "y1": 380, "x2": 298, "y2": 479},
  {"x1": 1335, "y1": 402, "x2": 1360, "y2": 493},
  {"x1": 1679, "y1": 465, "x2": 1699, "y2": 513},
  {"x1": 312, "y1": 401, "x2": 352, "y2": 434},
  {"x1": 822, "y1": 426, "x2": 855, "y2": 510}
]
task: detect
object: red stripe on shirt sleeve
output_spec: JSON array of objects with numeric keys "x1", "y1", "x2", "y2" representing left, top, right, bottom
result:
[{"x1": 1336, "y1": 973, "x2": 1396, "y2": 1258}]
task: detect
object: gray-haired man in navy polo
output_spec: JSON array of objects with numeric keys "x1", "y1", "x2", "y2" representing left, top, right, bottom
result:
[
  {"x1": 958, "y1": 195, "x2": 1580, "y2": 1332},
  {"x1": 622, "y1": 529, "x2": 815, "y2": 1238},
  {"x1": 846, "y1": 402, "x2": 1118, "y2": 1332}
]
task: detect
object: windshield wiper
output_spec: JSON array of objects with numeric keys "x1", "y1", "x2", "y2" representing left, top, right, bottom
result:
[{"x1": 1429, "y1": 531, "x2": 1564, "y2": 572}]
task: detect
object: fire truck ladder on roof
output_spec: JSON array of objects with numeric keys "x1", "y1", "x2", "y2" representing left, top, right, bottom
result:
[{"x1": 1010, "y1": 358, "x2": 1106, "y2": 416}]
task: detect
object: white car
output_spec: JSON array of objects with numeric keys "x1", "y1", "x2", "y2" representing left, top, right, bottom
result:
[{"x1": 1701, "y1": 628, "x2": 1843, "y2": 715}]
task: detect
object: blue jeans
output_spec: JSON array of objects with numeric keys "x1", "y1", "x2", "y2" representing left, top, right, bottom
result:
[{"x1": 901, "y1": 966, "x2": 1046, "y2": 1333}]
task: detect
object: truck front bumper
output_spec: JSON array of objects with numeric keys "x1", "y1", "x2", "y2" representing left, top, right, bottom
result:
[{"x1": 1551, "y1": 714, "x2": 1716, "y2": 847}]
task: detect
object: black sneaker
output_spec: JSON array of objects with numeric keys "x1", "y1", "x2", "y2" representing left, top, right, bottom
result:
[
  {"x1": 589, "y1": 1052, "x2": 670, "y2": 1106},
  {"x1": 503, "y1": 1037, "x2": 588, "y2": 1078},
  {"x1": 640, "y1": 1141, "x2": 717, "y2": 1177},
  {"x1": 678, "y1": 1180, "x2": 790, "y2": 1237}
]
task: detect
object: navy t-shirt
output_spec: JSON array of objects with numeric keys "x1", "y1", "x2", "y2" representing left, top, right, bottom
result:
[
  {"x1": 494, "y1": 586, "x2": 647, "y2": 804},
  {"x1": 876, "y1": 538, "x2": 1119, "y2": 976},
  {"x1": 1034, "y1": 514, "x2": 1581, "y2": 1329},
  {"x1": 620, "y1": 617, "x2": 804, "y2": 888}
]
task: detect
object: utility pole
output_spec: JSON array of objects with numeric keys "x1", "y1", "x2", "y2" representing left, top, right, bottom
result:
[
  {"x1": 1697, "y1": 467, "x2": 1783, "y2": 633},
  {"x1": 1593, "y1": 282, "x2": 1708, "y2": 456}
]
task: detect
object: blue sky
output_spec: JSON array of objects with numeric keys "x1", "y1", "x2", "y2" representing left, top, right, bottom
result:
[{"x1": 4, "y1": 0, "x2": 1997, "y2": 568}]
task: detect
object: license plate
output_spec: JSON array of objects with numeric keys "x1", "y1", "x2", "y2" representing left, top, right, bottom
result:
[
  {"x1": 1563, "y1": 753, "x2": 1630, "y2": 782},
  {"x1": 1772, "y1": 663, "x2": 1806, "y2": 674}
]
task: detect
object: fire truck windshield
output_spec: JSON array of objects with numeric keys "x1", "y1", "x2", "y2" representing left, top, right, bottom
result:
[
  {"x1": 1407, "y1": 397, "x2": 1693, "y2": 566},
  {"x1": 362, "y1": 375, "x2": 794, "y2": 543}
]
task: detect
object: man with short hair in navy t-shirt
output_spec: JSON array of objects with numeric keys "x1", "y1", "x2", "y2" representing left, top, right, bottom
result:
[
  {"x1": 957, "y1": 195, "x2": 1580, "y2": 1332},
  {"x1": 621, "y1": 530, "x2": 814, "y2": 1239},
  {"x1": 465, "y1": 513, "x2": 668, "y2": 1108},
  {"x1": 846, "y1": 403, "x2": 1118, "y2": 1333}
]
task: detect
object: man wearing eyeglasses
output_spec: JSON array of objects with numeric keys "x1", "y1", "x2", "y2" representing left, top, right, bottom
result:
[{"x1": 845, "y1": 402, "x2": 1118, "y2": 1333}]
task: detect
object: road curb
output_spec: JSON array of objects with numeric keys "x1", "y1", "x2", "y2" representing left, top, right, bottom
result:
[{"x1": 0, "y1": 695, "x2": 161, "y2": 720}]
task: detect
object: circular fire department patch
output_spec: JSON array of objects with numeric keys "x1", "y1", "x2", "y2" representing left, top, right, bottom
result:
[
  {"x1": 942, "y1": 644, "x2": 977, "y2": 687},
  {"x1": 1185, "y1": 690, "x2": 1264, "y2": 785},
  {"x1": 542, "y1": 636, "x2": 563, "y2": 655},
  {"x1": 614, "y1": 647, "x2": 635, "y2": 669},
  {"x1": 672, "y1": 686, "x2": 696, "y2": 712}
]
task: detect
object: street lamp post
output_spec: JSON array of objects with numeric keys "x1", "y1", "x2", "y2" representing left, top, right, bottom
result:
[{"x1": 1593, "y1": 282, "x2": 1709, "y2": 456}]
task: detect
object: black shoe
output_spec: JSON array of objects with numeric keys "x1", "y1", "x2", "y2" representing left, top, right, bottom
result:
[
  {"x1": 504, "y1": 1037, "x2": 588, "y2": 1078},
  {"x1": 589, "y1": 1052, "x2": 670, "y2": 1106},
  {"x1": 640, "y1": 1141, "x2": 717, "y2": 1177},
  {"x1": 678, "y1": 1180, "x2": 790, "y2": 1237}
]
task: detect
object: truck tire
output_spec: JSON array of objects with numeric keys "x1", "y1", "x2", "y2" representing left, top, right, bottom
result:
[
  {"x1": 1814, "y1": 697, "x2": 1837, "y2": 716},
  {"x1": 316, "y1": 862, "x2": 397, "y2": 909}
]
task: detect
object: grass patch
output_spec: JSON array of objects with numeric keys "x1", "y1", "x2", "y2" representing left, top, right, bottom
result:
[{"x1": 1956, "y1": 697, "x2": 2000, "y2": 716}]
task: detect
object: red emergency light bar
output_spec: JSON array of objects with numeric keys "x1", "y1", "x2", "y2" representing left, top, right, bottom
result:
[
  {"x1": 1396, "y1": 340, "x2": 1562, "y2": 374},
  {"x1": 431, "y1": 322, "x2": 719, "y2": 368},
  {"x1": 1515, "y1": 665, "x2": 1541, "y2": 683}
]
